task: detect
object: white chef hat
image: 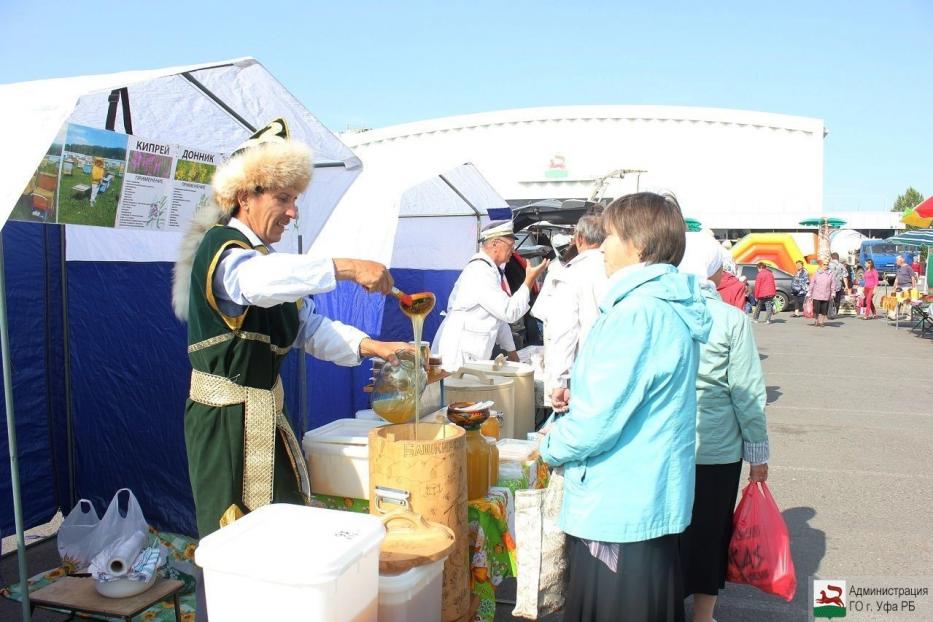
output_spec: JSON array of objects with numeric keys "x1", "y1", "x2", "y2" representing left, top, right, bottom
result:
[
  {"x1": 678, "y1": 232, "x2": 724, "y2": 279},
  {"x1": 479, "y1": 220, "x2": 515, "y2": 242}
]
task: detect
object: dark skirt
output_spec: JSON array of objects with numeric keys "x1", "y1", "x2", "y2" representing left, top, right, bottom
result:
[
  {"x1": 813, "y1": 299, "x2": 830, "y2": 316},
  {"x1": 564, "y1": 534, "x2": 685, "y2": 622},
  {"x1": 679, "y1": 461, "x2": 743, "y2": 596}
]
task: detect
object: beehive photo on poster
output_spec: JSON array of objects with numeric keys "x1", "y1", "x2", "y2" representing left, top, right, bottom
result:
[
  {"x1": 14, "y1": 125, "x2": 66, "y2": 223},
  {"x1": 56, "y1": 124, "x2": 128, "y2": 227}
]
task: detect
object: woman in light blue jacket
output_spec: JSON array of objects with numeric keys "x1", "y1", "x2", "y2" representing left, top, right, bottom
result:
[{"x1": 540, "y1": 193, "x2": 711, "y2": 622}]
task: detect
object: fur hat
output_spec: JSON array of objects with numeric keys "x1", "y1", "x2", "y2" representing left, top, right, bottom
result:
[
  {"x1": 211, "y1": 118, "x2": 313, "y2": 214},
  {"x1": 172, "y1": 118, "x2": 313, "y2": 320}
]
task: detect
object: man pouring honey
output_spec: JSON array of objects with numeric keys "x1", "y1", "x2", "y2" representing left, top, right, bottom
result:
[{"x1": 432, "y1": 220, "x2": 549, "y2": 371}]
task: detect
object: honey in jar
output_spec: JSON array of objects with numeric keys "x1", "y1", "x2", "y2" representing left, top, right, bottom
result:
[{"x1": 464, "y1": 426, "x2": 491, "y2": 501}]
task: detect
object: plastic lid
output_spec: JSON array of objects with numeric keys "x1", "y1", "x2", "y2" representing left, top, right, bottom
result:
[
  {"x1": 303, "y1": 418, "x2": 384, "y2": 446},
  {"x1": 463, "y1": 361, "x2": 534, "y2": 377},
  {"x1": 497, "y1": 438, "x2": 538, "y2": 462},
  {"x1": 378, "y1": 511, "x2": 455, "y2": 573},
  {"x1": 195, "y1": 504, "x2": 385, "y2": 585}
]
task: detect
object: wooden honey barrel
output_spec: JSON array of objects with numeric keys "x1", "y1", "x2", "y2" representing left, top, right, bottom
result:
[{"x1": 369, "y1": 423, "x2": 469, "y2": 622}]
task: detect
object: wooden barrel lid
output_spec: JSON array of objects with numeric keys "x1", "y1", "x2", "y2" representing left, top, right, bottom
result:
[{"x1": 378, "y1": 510, "x2": 456, "y2": 573}]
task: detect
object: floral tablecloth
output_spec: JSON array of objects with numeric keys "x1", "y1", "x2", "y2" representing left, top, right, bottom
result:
[{"x1": 2, "y1": 529, "x2": 198, "y2": 622}]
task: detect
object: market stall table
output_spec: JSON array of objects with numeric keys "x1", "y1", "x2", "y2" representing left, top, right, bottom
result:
[
  {"x1": 2, "y1": 530, "x2": 198, "y2": 622},
  {"x1": 28, "y1": 576, "x2": 183, "y2": 622}
]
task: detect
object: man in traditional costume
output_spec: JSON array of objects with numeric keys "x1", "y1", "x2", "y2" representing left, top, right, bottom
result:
[{"x1": 172, "y1": 119, "x2": 408, "y2": 539}]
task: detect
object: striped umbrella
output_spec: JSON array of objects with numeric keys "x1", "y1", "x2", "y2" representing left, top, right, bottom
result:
[{"x1": 886, "y1": 229, "x2": 933, "y2": 246}]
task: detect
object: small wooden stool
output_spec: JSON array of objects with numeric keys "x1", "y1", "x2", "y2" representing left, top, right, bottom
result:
[{"x1": 29, "y1": 576, "x2": 183, "y2": 622}]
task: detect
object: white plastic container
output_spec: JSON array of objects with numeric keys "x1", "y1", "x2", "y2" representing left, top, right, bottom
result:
[
  {"x1": 496, "y1": 438, "x2": 538, "y2": 463},
  {"x1": 355, "y1": 409, "x2": 382, "y2": 422},
  {"x1": 462, "y1": 360, "x2": 536, "y2": 439},
  {"x1": 196, "y1": 504, "x2": 386, "y2": 622},
  {"x1": 378, "y1": 558, "x2": 446, "y2": 622},
  {"x1": 302, "y1": 419, "x2": 384, "y2": 499}
]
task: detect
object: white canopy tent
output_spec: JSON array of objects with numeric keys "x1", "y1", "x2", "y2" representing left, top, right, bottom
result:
[
  {"x1": 0, "y1": 58, "x2": 364, "y2": 621},
  {"x1": 310, "y1": 160, "x2": 506, "y2": 273},
  {"x1": 1, "y1": 57, "x2": 362, "y2": 262}
]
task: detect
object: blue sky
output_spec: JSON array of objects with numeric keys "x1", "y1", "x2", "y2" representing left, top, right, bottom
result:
[
  {"x1": 2, "y1": 0, "x2": 930, "y2": 212},
  {"x1": 64, "y1": 124, "x2": 129, "y2": 150}
]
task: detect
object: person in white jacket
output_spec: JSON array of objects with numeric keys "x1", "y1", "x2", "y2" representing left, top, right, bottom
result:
[
  {"x1": 432, "y1": 220, "x2": 548, "y2": 371},
  {"x1": 541, "y1": 215, "x2": 607, "y2": 411}
]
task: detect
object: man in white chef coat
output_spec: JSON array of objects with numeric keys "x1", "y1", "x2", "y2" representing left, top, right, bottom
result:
[
  {"x1": 538, "y1": 215, "x2": 607, "y2": 412},
  {"x1": 432, "y1": 220, "x2": 549, "y2": 371}
]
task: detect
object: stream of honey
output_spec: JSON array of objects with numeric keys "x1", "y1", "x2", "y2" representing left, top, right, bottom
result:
[{"x1": 399, "y1": 292, "x2": 435, "y2": 439}]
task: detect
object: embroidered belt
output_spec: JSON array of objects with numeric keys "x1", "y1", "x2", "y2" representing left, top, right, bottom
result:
[{"x1": 189, "y1": 369, "x2": 310, "y2": 511}]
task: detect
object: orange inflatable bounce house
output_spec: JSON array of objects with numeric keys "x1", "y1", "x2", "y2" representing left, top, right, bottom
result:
[{"x1": 731, "y1": 233, "x2": 818, "y2": 275}]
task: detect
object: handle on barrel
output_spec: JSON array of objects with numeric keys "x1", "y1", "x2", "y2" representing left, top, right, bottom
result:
[
  {"x1": 450, "y1": 368, "x2": 493, "y2": 384},
  {"x1": 380, "y1": 509, "x2": 432, "y2": 531},
  {"x1": 374, "y1": 485, "x2": 410, "y2": 514}
]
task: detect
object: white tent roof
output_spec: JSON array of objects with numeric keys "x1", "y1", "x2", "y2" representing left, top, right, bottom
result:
[
  {"x1": 0, "y1": 57, "x2": 362, "y2": 261},
  {"x1": 309, "y1": 162, "x2": 506, "y2": 269}
]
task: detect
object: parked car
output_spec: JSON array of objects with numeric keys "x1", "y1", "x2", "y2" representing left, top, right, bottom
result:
[{"x1": 736, "y1": 263, "x2": 794, "y2": 313}]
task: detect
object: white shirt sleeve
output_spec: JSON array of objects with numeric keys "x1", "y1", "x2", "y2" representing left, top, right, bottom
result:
[
  {"x1": 495, "y1": 319, "x2": 517, "y2": 352},
  {"x1": 296, "y1": 299, "x2": 366, "y2": 366},
  {"x1": 213, "y1": 248, "x2": 337, "y2": 309},
  {"x1": 544, "y1": 277, "x2": 581, "y2": 389},
  {"x1": 464, "y1": 263, "x2": 531, "y2": 323}
]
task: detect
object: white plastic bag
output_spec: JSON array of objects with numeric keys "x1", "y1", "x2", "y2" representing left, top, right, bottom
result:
[
  {"x1": 58, "y1": 489, "x2": 150, "y2": 571},
  {"x1": 512, "y1": 468, "x2": 568, "y2": 619},
  {"x1": 85, "y1": 489, "x2": 149, "y2": 561},
  {"x1": 58, "y1": 499, "x2": 100, "y2": 569}
]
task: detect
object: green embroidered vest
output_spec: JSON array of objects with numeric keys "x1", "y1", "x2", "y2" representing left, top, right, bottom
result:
[{"x1": 187, "y1": 225, "x2": 299, "y2": 389}]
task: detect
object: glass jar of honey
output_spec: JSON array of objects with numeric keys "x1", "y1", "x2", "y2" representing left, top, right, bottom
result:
[
  {"x1": 486, "y1": 434, "x2": 499, "y2": 488},
  {"x1": 464, "y1": 426, "x2": 491, "y2": 501}
]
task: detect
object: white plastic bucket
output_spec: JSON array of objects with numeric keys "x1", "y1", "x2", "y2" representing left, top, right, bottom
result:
[
  {"x1": 378, "y1": 558, "x2": 446, "y2": 622},
  {"x1": 302, "y1": 419, "x2": 384, "y2": 499},
  {"x1": 462, "y1": 360, "x2": 536, "y2": 439},
  {"x1": 195, "y1": 504, "x2": 386, "y2": 622}
]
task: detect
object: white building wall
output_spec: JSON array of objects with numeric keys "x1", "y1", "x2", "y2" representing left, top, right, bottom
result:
[{"x1": 343, "y1": 105, "x2": 830, "y2": 230}]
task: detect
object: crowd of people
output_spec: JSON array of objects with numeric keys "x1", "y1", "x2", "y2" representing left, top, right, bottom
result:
[{"x1": 726, "y1": 252, "x2": 922, "y2": 328}]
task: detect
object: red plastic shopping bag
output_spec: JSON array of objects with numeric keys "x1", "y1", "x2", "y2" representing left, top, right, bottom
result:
[
  {"x1": 803, "y1": 297, "x2": 815, "y2": 319},
  {"x1": 726, "y1": 482, "x2": 797, "y2": 601}
]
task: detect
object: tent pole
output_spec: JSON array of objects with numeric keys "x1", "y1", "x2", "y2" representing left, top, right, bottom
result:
[
  {"x1": 0, "y1": 233, "x2": 34, "y2": 622},
  {"x1": 297, "y1": 234, "x2": 308, "y2": 435},
  {"x1": 438, "y1": 172, "x2": 483, "y2": 251},
  {"x1": 60, "y1": 226, "x2": 76, "y2": 507}
]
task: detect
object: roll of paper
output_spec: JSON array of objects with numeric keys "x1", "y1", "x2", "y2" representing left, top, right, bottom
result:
[{"x1": 106, "y1": 530, "x2": 147, "y2": 576}]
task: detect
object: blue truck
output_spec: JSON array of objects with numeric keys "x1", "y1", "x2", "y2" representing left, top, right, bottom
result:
[{"x1": 856, "y1": 240, "x2": 914, "y2": 285}]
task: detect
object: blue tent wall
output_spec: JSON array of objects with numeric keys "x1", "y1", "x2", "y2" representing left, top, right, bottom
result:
[
  {"x1": 63, "y1": 263, "x2": 384, "y2": 537},
  {"x1": 378, "y1": 268, "x2": 460, "y2": 346},
  {"x1": 0, "y1": 221, "x2": 68, "y2": 538},
  {"x1": 1, "y1": 232, "x2": 385, "y2": 538}
]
